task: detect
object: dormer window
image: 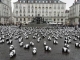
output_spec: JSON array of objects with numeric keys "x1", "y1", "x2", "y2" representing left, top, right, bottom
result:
[
  {"x1": 43, "y1": 1, "x2": 44, "y2": 3},
  {"x1": 32, "y1": 1, "x2": 33, "y2": 3},
  {"x1": 54, "y1": 1, "x2": 56, "y2": 3},
  {"x1": 23, "y1": 1, "x2": 25, "y2": 3},
  {"x1": 46, "y1": 1, "x2": 48, "y2": 3},
  {"x1": 39, "y1": 1, "x2": 40, "y2": 3},
  {"x1": 58, "y1": 1, "x2": 60, "y2": 3},
  {"x1": 20, "y1": 1, "x2": 21, "y2": 3},
  {"x1": 28, "y1": 1, "x2": 30, "y2": 3},
  {"x1": 36, "y1": 1, "x2": 37, "y2": 3},
  {"x1": 50, "y1": 1, "x2": 51, "y2": 3}
]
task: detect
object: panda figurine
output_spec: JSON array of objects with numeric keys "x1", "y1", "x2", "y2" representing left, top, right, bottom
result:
[
  {"x1": 7, "y1": 40, "x2": 13, "y2": 45},
  {"x1": 62, "y1": 47, "x2": 70, "y2": 53},
  {"x1": 48, "y1": 36, "x2": 51, "y2": 41},
  {"x1": 9, "y1": 50, "x2": 16, "y2": 58},
  {"x1": 23, "y1": 44, "x2": 30, "y2": 49},
  {"x1": 44, "y1": 46, "x2": 52, "y2": 52},
  {"x1": 25, "y1": 36, "x2": 29, "y2": 39},
  {"x1": 0, "y1": 39, "x2": 5, "y2": 44},
  {"x1": 75, "y1": 43, "x2": 80, "y2": 48},
  {"x1": 19, "y1": 42, "x2": 24, "y2": 47},
  {"x1": 73, "y1": 38, "x2": 77, "y2": 41},
  {"x1": 33, "y1": 36, "x2": 37, "y2": 39},
  {"x1": 43, "y1": 41, "x2": 47, "y2": 46},
  {"x1": 10, "y1": 45, "x2": 14, "y2": 51},
  {"x1": 32, "y1": 47, "x2": 37, "y2": 55},
  {"x1": 64, "y1": 44, "x2": 69, "y2": 48},
  {"x1": 53, "y1": 40, "x2": 58, "y2": 45},
  {"x1": 30, "y1": 41, "x2": 34, "y2": 46}
]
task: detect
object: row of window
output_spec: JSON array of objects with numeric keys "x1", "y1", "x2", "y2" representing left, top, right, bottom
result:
[
  {"x1": 19, "y1": 1, "x2": 61, "y2": 3},
  {"x1": 16, "y1": 18, "x2": 63, "y2": 22},
  {"x1": 16, "y1": 6, "x2": 64, "y2": 9}
]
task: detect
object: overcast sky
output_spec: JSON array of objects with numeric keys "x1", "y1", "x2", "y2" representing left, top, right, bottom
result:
[{"x1": 11, "y1": 0, "x2": 74, "y2": 10}]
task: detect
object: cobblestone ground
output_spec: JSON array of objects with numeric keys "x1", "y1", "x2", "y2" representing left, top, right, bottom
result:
[{"x1": 0, "y1": 25, "x2": 80, "y2": 60}]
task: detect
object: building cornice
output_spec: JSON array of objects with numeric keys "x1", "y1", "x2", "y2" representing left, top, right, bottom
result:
[{"x1": 14, "y1": 2, "x2": 66, "y2": 4}]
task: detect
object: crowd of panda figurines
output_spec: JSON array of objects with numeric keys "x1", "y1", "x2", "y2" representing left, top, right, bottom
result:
[{"x1": 0, "y1": 26, "x2": 80, "y2": 58}]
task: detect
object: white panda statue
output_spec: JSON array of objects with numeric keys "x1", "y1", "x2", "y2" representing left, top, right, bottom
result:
[
  {"x1": 30, "y1": 41, "x2": 34, "y2": 46},
  {"x1": 53, "y1": 40, "x2": 58, "y2": 45},
  {"x1": 48, "y1": 36, "x2": 51, "y2": 41},
  {"x1": 62, "y1": 47, "x2": 70, "y2": 53},
  {"x1": 9, "y1": 50, "x2": 16, "y2": 58},
  {"x1": 64, "y1": 44, "x2": 69, "y2": 48},
  {"x1": 19, "y1": 42, "x2": 24, "y2": 47},
  {"x1": 10, "y1": 45, "x2": 14, "y2": 51},
  {"x1": 32, "y1": 47, "x2": 37, "y2": 55},
  {"x1": 23, "y1": 44, "x2": 30, "y2": 49},
  {"x1": 44, "y1": 41, "x2": 46, "y2": 46},
  {"x1": 75, "y1": 43, "x2": 80, "y2": 48}
]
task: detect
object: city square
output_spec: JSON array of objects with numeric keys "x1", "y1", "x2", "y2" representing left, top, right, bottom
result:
[{"x1": 0, "y1": 0, "x2": 80, "y2": 60}]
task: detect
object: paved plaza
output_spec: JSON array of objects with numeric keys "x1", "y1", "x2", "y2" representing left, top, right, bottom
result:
[{"x1": 0, "y1": 25, "x2": 80, "y2": 60}]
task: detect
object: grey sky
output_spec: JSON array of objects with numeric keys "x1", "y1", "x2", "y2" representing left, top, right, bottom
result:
[{"x1": 11, "y1": 0, "x2": 74, "y2": 10}]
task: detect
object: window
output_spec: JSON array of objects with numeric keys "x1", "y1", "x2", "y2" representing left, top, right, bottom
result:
[
  {"x1": 24, "y1": 18, "x2": 25, "y2": 21},
  {"x1": 16, "y1": 18, "x2": 18, "y2": 21},
  {"x1": 20, "y1": 14, "x2": 22, "y2": 16},
  {"x1": 54, "y1": 19, "x2": 56, "y2": 21},
  {"x1": 16, "y1": 4, "x2": 18, "y2": 8},
  {"x1": 54, "y1": 6, "x2": 56, "y2": 9},
  {"x1": 20, "y1": 9, "x2": 22, "y2": 13},
  {"x1": 20, "y1": 18, "x2": 22, "y2": 21},
  {"x1": 61, "y1": 19, "x2": 63, "y2": 21},
  {"x1": 16, "y1": 11, "x2": 18, "y2": 14}
]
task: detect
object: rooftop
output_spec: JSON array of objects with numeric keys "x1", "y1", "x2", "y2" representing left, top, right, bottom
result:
[{"x1": 14, "y1": 0, "x2": 66, "y2": 4}]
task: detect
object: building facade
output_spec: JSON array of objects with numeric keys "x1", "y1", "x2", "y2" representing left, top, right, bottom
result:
[
  {"x1": 65, "y1": 10, "x2": 69, "y2": 26},
  {"x1": 0, "y1": 0, "x2": 12, "y2": 25},
  {"x1": 13, "y1": 0, "x2": 66, "y2": 25},
  {"x1": 69, "y1": 0, "x2": 80, "y2": 26}
]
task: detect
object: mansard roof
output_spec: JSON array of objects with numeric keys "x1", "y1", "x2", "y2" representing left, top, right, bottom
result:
[
  {"x1": 0, "y1": 0, "x2": 1, "y2": 2},
  {"x1": 14, "y1": 0, "x2": 66, "y2": 4}
]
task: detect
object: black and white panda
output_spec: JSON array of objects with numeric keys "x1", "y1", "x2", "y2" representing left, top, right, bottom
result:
[
  {"x1": 7, "y1": 40, "x2": 13, "y2": 45},
  {"x1": 30, "y1": 41, "x2": 34, "y2": 46},
  {"x1": 64, "y1": 44, "x2": 69, "y2": 48},
  {"x1": 23, "y1": 44, "x2": 30, "y2": 49},
  {"x1": 9, "y1": 50, "x2": 16, "y2": 58},
  {"x1": 18, "y1": 37, "x2": 23, "y2": 43},
  {"x1": 19, "y1": 42, "x2": 24, "y2": 47},
  {"x1": 75, "y1": 43, "x2": 80, "y2": 48},
  {"x1": 62, "y1": 47, "x2": 70, "y2": 53},
  {"x1": 48, "y1": 36, "x2": 51, "y2": 41},
  {"x1": 73, "y1": 37, "x2": 77, "y2": 41},
  {"x1": 32, "y1": 47, "x2": 37, "y2": 55},
  {"x1": 0, "y1": 39, "x2": 5, "y2": 44},
  {"x1": 9, "y1": 45, "x2": 14, "y2": 51},
  {"x1": 33, "y1": 36, "x2": 37, "y2": 39},
  {"x1": 25, "y1": 35, "x2": 29, "y2": 39},
  {"x1": 44, "y1": 46, "x2": 52, "y2": 52},
  {"x1": 37, "y1": 37, "x2": 41, "y2": 43},
  {"x1": 43, "y1": 41, "x2": 47, "y2": 46},
  {"x1": 53, "y1": 40, "x2": 58, "y2": 45},
  {"x1": 64, "y1": 39, "x2": 71, "y2": 44}
]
